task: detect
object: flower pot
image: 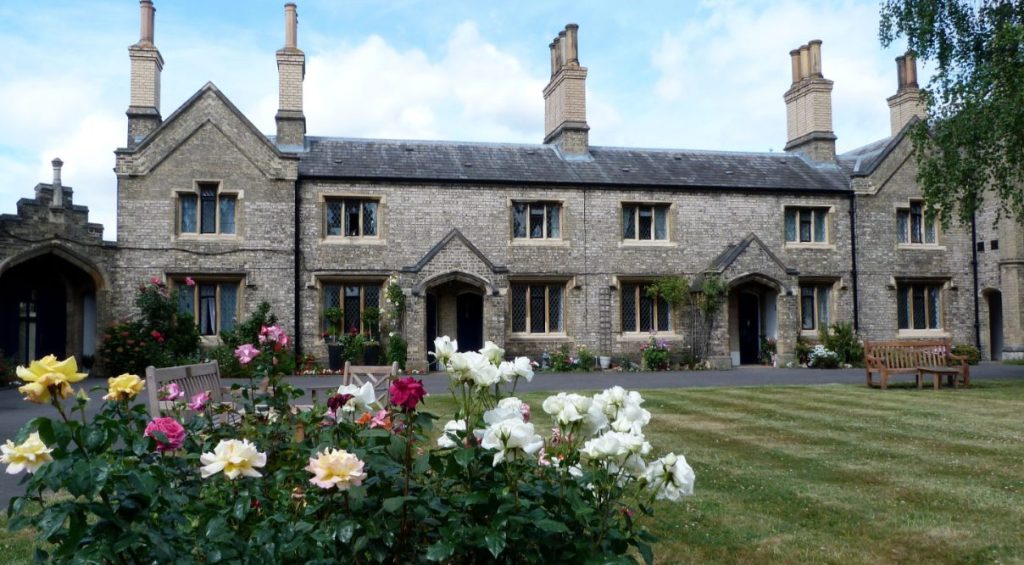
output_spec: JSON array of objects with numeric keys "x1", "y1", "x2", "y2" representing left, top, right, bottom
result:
[
  {"x1": 327, "y1": 344, "x2": 345, "y2": 371},
  {"x1": 599, "y1": 356, "x2": 611, "y2": 370},
  {"x1": 363, "y1": 343, "x2": 381, "y2": 365}
]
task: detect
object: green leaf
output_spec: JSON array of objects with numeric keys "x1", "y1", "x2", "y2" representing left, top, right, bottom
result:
[
  {"x1": 485, "y1": 531, "x2": 506, "y2": 558},
  {"x1": 335, "y1": 522, "x2": 355, "y2": 543},
  {"x1": 382, "y1": 496, "x2": 411, "y2": 513},
  {"x1": 454, "y1": 447, "x2": 475, "y2": 468},
  {"x1": 635, "y1": 540, "x2": 654, "y2": 565},
  {"x1": 387, "y1": 436, "x2": 407, "y2": 461},
  {"x1": 536, "y1": 519, "x2": 569, "y2": 533},
  {"x1": 84, "y1": 426, "x2": 107, "y2": 451},
  {"x1": 425, "y1": 540, "x2": 455, "y2": 561},
  {"x1": 38, "y1": 505, "x2": 70, "y2": 540},
  {"x1": 233, "y1": 496, "x2": 249, "y2": 521}
]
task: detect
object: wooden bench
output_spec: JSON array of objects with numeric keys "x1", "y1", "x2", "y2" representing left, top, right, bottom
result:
[
  {"x1": 145, "y1": 361, "x2": 234, "y2": 419},
  {"x1": 864, "y1": 339, "x2": 970, "y2": 389},
  {"x1": 302, "y1": 361, "x2": 400, "y2": 408}
]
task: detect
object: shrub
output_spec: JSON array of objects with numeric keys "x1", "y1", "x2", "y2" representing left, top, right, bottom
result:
[
  {"x1": 219, "y1": 301, "x2": 278, "y2": 349},
  {"x1": 808, "y1": 344, "x2": 840, "y2": 368},
  {"x1": 759, "y1": 337, "x2": 777, "y2": 365},
  {"x1": 819, "y1": 321, "x2": 864, "y2": 366},
  {"x1": 952, "y1": 343, "x2": 981, "y2": 365},
  {"x1": 386, "y1": 333, "x2": 408, "y2": 370},
  {"x1": 641, "y1": 337, "x2": 671, "y2": 371},
  {"x1": 576, "y1": 345, "x2": 596, "y2": 371},
  {"x1": 549, "y1": 343, "x2": 576, "y2": 372},
  {"x1": 795, "y1": 336, "x2": 812, "y2": 365},
  {"x1": 5, "y1": 336, "x2": 695, "y2": 562}
]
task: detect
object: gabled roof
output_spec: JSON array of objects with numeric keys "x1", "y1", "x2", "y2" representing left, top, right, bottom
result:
[
  {"x1": 708, "y1": 232, "x2": 798, "y2": 278},
  {"x1": 839, "y1": 116, "x2": 921, "y2": 178},
  {"x1": 299, "y1": 137, "x2": 851, "y2": 192}
]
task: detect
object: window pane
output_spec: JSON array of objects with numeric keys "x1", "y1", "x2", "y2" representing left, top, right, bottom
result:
[
  {"x1": 219, "y1": 196, "x2": 236, "y2": 234},
  {"x1": 180, "y1": 194, "x2": 197, "y2": 233},
  {"x1": 897, "y1": 211, "x2": 909, "y2": 244},
  {"x1": 529, "y1": 205, "x2": 544, "y2": 238},
  {"x1": 344, "y1": 286, "x2": 361, "y2": 332},
  {"x1": 548, "y1": 285, "x2": 563, "y2": 332},
  {"x1": 530, "y1": 285, "x2": 546, "y2": 333},
  {"x1": 219, "y1": 284, "x2": 237, "y2": 332},
  {"x1": 511, "y1": 285, "x2": 526, "y2": 332},
  {"x1": 178, "y1": 286, "x2": 195, "y2": 317},
  {"x1": 639, "y1": 288, "x2": 654, "y2": 331},
  {"x1": 200, "y1": 187, "x2": 217, "y2": 234},
  {"x1": 546, "y1": 204, "x2": 560, "y2": 239},
  {"x1": 654, "y1": 206, "x2": 668, "y2": 240},
  {"x1": 345, "y1": 201, "x2": 360, "y2": 237},
  {"x1": 512, "y1": 203, "x2": 526, "y2": 238},
  {"x1": 817, "y1": 286, "x2": 830, "y2": 328},
  {"x1": 621, "y1": 284, "x2": 636, "y2": 332},
  {"x1": 813, "y1": 210, "x2": 826, "y2": 242},
  {"x1": 910, "y1": 203, "x2": 923, "y2": 243},
  {"x1": 326, "y1": 201, "x2": 342, "y2": 236},
  {"x1": 799, "y1": 209, "x2": 812, "y2": 242},
  {"x1": 928, "y1": 286, "x2": 940, "y2": 329},
  {"x1": 801, "y1": 287, "x2": 815, "y2": 330},
  {"x1": 364, "y1": 285, "x2": 380, "y2": 309},
  {"x1": 897, "y1": 286, "x2": 909, "y2": 329},
  {"x1": 912, "y1": 286, "x2": 926, "y2": 329},
  {"x1": 924, "y1": 216, "x2": 936, "y2": 244},
  {"x1": 622, "y1": 205, "x2": 636, "y2": 239},
  {"x1": 656, "y1": 297, "x2": 670, "y2": 331},
  {"x1": 362, "y1": 201, "x2": 377, "y2": 236},
  {"x1": 199, "y1": 284, "x2": 216, "y2": 335},
  {"x1": 785, "y1": 209, "x2": 797, "y2": 241},
  {"x1": 638, "y1": 207, "x2": 653, "y2": 240},
  {"x1": 323, "y1": 284, "x2": 341, "y2": 332}
]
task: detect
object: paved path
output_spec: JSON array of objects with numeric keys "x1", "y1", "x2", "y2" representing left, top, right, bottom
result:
[{"x1": 3, "y1": 362, "x2": 1022, "y2": 507}]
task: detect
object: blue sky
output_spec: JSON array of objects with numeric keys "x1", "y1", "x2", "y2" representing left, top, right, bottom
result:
[{"x1": 0, "y1": 1, "x2": 918, "y2": 238}]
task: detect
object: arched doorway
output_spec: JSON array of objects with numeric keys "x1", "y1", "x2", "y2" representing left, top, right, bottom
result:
[
  {"x1": 728, "y1": 275, "x2": 780, "y2": 366},
  {"x1": 420, "y1": 272, "x2": 489, "y2": 369},
  {"x1": 986, "y1": 290, "x2": 1003, "y2": 361},
  {"x1": 0, "y1": 252, "x2": 99, "y2": 365}
]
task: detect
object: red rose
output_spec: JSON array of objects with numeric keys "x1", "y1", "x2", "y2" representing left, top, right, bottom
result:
[{"x1": 389, "y1": 377, "x2": 426, "y2": 411}]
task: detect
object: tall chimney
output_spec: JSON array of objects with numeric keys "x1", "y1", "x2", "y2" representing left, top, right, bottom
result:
[
  {"x1": 887, "y1": 51, "x2": 926, "y2": 135},
  {"x1": 50, "y1": 158, "x2": 64, "y2": 208},
  {"x1": 542, "y1": 23, "x2": 589, "y2": 157},
  {"x1": 126, "y1": 0, "x2": 164, "y2": 148},
  {"x1": 275, "y1": 2, "x2": 306, "y2": 150},
  {"x1": 783, "y1": 39, "x2": 836, "y2": 162}
]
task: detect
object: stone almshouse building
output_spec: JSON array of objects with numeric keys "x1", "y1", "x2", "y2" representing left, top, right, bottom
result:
[{"x1": 2, "y1": 2, "x2": 1020, "y2": 370}]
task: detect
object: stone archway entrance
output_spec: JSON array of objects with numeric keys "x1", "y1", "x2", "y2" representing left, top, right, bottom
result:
[
  {"x1": 728, "y1": 276, "x2": 780, "y2": 366},
  {"x1": 0, "y1": 252, "x2": 99, "y2": 365},
  {"x1": 421, "y1": 273, "x2": 489, "y2": 368}
]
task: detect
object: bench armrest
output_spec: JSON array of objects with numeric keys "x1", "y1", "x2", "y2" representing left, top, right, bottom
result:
[{"x1": 864, "y1": 354, "x2": 883, "y2": 368}]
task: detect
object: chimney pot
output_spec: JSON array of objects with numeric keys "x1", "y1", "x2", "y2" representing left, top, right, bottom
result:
[
  {"x1": 139, "y1": 0, "x2": 155, "y2": 45},
  {"x1": 51, "y1": 158, "x2": 63, "y2": 187},
  {"x1": 284, "y1": 3, "x2": 298, "y2": 49},
  {"x1": 50, "y1": 157, "x2": 64, "y2": 208},
  {"x1": 549, "y1": 41, "x2": 558, "y2": 75},
  {"x1": 904, "y1": 52, "x2": 918, "y2": 87},
  {"x1": 789, "y1": 49, "x2": 801, "y2": 84},
  {"x1": 808, "y1": 39, "x2": 822, "y2": 77},
  {"x1": 798, "y1": 44, "x2": 810, "y2": 80},
  {"x1": 895, "y1": 55, "x2": 907, "y2": 89},
  {"x1": 565, "y1": 24, "x2": 579, "y2": 65}
]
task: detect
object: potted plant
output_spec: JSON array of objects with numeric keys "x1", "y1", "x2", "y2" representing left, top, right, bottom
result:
[
  {"x1": 324, "y1": 307, "x2": 344, "y2": 371},
  {"x1": 362, "y1": 307, "x2": 382, "y2": 364}
]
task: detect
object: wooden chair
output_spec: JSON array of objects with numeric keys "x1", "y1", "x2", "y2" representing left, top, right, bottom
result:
[
  {"x1": 303, "y1": 361, "x2": 400, "y2": 407},
  {"x1": 144, "y1": 361, "x2": 231, "y2": 419}
]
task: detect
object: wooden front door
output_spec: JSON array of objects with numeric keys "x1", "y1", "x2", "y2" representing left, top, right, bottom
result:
[{"x1": 738, "y1": 293, "x2": 760, "y2": 365}]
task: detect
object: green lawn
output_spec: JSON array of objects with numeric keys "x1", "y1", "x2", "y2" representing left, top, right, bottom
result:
[{"x1": 6, "y1": 381, "x2": 1023, "y2": 563}]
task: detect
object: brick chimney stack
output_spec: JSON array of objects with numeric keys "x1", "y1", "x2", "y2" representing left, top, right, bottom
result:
[
  {"x1": 126, "y1": 0, "x2": 163, "y2": 148},
  {"x1": 50, "y1": 158, "x2": 64, "y2": 208},
  {"x1": 275, "y1": 2, "x2": 306, "y2": 150},
  {"x1": 783, "y1": 39, "x2": 836, "y2": 162},
  {"x1": 543, "y1": 23, "x2": 589, "y2": 157},
  {"x1": 887, "y1": 51, "x2": 926, "y2": 135}
]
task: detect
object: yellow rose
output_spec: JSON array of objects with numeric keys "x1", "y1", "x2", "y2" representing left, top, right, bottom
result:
[
  {"x1": 1, "y1": 432, "x2": 53, "y2": 475},
  {"x1": 16, "y1": 355, "x2": 87, "y2": 404},
  {"x1": 103, "y1": 373, "x2": 145, "y2": 401},
  {"x1": 200, "y1": 439, "x2": 267, "y2": 480}
]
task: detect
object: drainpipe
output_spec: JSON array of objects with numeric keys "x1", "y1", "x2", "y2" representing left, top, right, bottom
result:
[
  {"x1": 971, "y1": 212, "x2": 981, "y2": 348},
  {"x1": 848, "y1": 192, "x2": 860, "y2": 331},
  {"x1": 294, "y1": 179, "x2": 303, "y2": 357}
]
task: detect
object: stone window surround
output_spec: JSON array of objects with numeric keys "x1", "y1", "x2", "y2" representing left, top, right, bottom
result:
[
  {"x1": 316, "y1": 275, "x2": 387, "y2": 342},
  {"x1": 611, "y1": 275, "x2": 679, "y2": 339},
  {"x1": 781, "y1": 203, "x2": 835, "y2": 249},
  {"x1": 892, "y1": 277, "x2": 951, "y2": 337},
  {"x1": 508, "y1": 278, "x2": 571, "y2": 339},
  {"x1": 797, "y1": 277, "x2": 838, "y2": 337},
  {"x1": 319, "y1": 193, "x2": 387, "y2": 245},
  {"x1": 169, "y1": 274, "x2": 245, "y2": 344},
  {"x1": 894, "y1": 199, "x2": 943, "y2": 249},
  {"x1": 508, "y1": 198, "x2": 566, "y2": 245},
  {"x1": 618, "y1": 200, "x2": 677, "y2": 248},
  {"x1": 173, "y1": 180, "x2": 242, "y2": 239}
]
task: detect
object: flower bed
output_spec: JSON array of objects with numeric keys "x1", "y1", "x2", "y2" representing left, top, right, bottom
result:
[{"x1": 3, "y1": 330, "x2": 693, "y2": 562}]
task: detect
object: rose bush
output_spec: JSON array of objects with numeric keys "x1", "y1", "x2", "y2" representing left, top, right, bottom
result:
[{"x1": 5, "y1": 332, "x2": 693, "y2": 563}]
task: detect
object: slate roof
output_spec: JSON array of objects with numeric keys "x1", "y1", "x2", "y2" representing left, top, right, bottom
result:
[{"x1": 299, "y1": 137, "x2": 852, "y2": 193}]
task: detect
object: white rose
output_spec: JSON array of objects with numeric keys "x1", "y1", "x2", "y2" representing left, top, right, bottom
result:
[
  {"x1": 447, "y1": 351, "x2": 471, "y2": 383},
  {"x1": 436, "y1": 419, "x2": 467, "y2": 448},
  {"x1": 480, "y1": 341, "x2": 505, "y2": 366},
  {"x1": 480, "y1": 420, "x2": 544, "y2": 466},
  {"x1": 336, "y1": 382, "x2": 377, "y2": 412},
  {"x1": 466, "y1": 351, "x2": 500, "y2": 388},
  {"x1": 643, "y1": 452, "x2": 695, "y2": 501},
  {"x1": 511, "y1": 356, "x2": 534, "y2": 382},
  {"x1": 431, "y1": 336, "x2": 458, "y2": 365},
  {"x1": 497, "y1": 361, "x2": 517, "y2": 383}
]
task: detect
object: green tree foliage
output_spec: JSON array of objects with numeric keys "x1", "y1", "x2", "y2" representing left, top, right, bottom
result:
[{"x1": 880, "y1": 0, "x2": 1024, "y2": 226}]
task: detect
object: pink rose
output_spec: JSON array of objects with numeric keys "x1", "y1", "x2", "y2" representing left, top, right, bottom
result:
[
  {"x1": 159, "y1": 382, "x2": 184, "y2": 402},
  {"x1": 389, "y1": 377, "x2": 426, "y2": 412},
  {"x1": 188, "y1": 390, "x2": 211, "y2": 411},
  {"x1": 150, "y1": 276, "x2": 162, "y2": 286},
  {"x1": 235, "y1": 343, "x2": 260, "y2": 365},
  {"x1": 185, "y1": 276, "x2": 196, "y2": 287},
  {"x1": 258, "y1": 324, "x2": 288, "y2": 345},
  {"x1": 144, "y1": 417, "x2": 186, "y2": 452}
]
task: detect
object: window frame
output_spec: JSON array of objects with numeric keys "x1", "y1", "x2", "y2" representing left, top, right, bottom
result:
[
  {"x1": 798, "y1": 281, "x2": 833, "y2": 333},
  {"x1": 172, "y1": 277, "x2": 242, "y2": 337},
  {"x1": 783, "y1": 206, "x2": 831, "y2": 246},
  {"x1": 511, "y1": 201, "x2": 562, "y2": 241},
  {"x1": 509, "y1": 281, "x2": 567, "y2": 336},
  {"x1": 323, "y1": 196, "x2": 382, "y2": 240},
  {"x1": 177, "y1": 181, "x2": 238, "y2": 237},
  {"x1": 619, "y1": 280, "x2": 673, "y2": 334},
  {"x1": 621, "y1": 202, "x2": 671, "y2": 243},
  {"x1": 320, "y1": 280, "x2": 384, "y2": 338},
  {"x1": 896, "y1": 200, "x2": 940, "y2": 247},
  {"x1": 896, "y1": 281, "x2": 945, "y2": 333}
]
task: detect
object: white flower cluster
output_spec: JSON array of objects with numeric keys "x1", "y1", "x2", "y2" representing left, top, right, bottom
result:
[
  {"x1": 808, "y1": 344, "x2": 840, "y2": 367},
  {"x1": 431, "y1": 336, "x2": 534, "y2": 388}
]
